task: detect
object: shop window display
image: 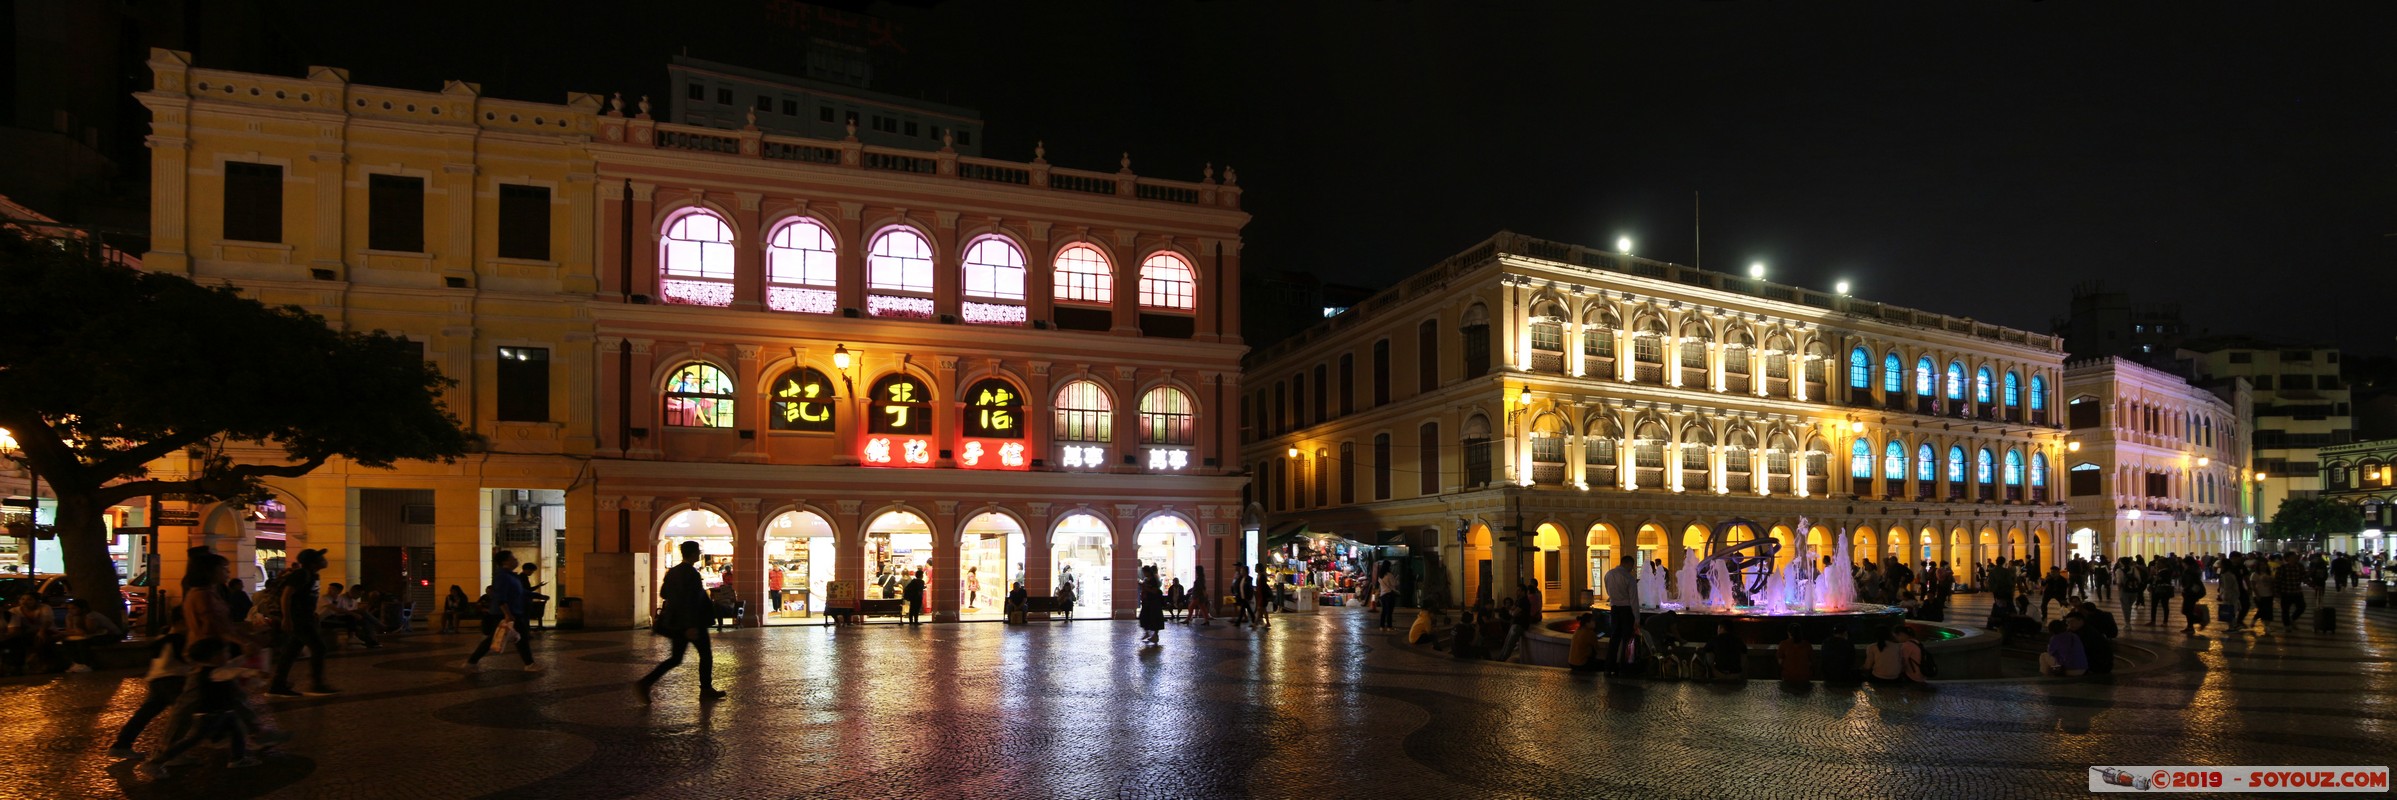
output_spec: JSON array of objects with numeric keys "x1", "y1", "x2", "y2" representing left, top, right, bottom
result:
[
  {"x1": 864, "y1": 510, "x2": 934, "y2": 602},
  {"x1": 656, "y1": 508, "x2": 736, "y2": 616},
  {"x1": 764, "y1": 510, "x2": 836, "y2": 622},
  {"x1": 958, "y1": 512, "x2": 1026, "y2": 620},
  {"x1": 1051, "y1": 513, "x2": 1114, "y2": 619},
  {"x1": 1134, "y1": 516, "x2": 1197, "y2": 590}
]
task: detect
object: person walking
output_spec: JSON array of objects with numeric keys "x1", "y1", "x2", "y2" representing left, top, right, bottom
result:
[
  {"x1": 1253, "y1": 569, "x2": 1273, "y2": 630},
  {"x1": 268, "y1": 549, "x2": 338, "y2": 698},
  {"x1": 1375, "y1": 565, "x2": 1401, "y2": 632},
  {"x1": 1189, "y1": 564, "x2": 1213, "y2": 626},
  {"x1": 638, "y1": 541, "x2": 725, "y2": 702},
  {"x1": 465, "y1": 550, "x2": 540, "y2": 672},
  {"x1": 1986, "y1": 559, "x2": 2016, "y2": 612},
  {"x1": 2276, "y1": 553, "x2": 2308, "y2": 630},
  {"x1": 2179, "y1": 568, "x2": 2209, "y2": 635},
  {"x1": 2145, "y1": 564, "x2": 2175, "y2": 628},
  {"x1": 902, "y1": 568, "x2": 926, "y2": 626},
  {"x1": 1602, "y1": 555, "x2": 1640, "y2": 676},
  {"x1": 1137, "y1": 565, "x2": 1166, "y2": 645},
  {"x1": 1229, "y1": 565, "x2": 1252, "y2": 627},
  {"x1": 2040, "y1": 567, "x2": 2070, "y2": 620}
]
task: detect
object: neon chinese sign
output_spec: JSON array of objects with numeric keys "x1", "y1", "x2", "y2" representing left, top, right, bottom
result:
[
  {"x1": 868, "y1": 375, "x2": 930, "y2": 434},
  {"x1": 769, "y1": 367, "x2": 835, "y2": 432},
  {"x1": 962, "y1": 378, "x2": 1024, "y2": 438},
  {"x1": 959, "y1": 439, "x2": 1029, "y2": 470},
  {"x1": 1146, "y1": 448, "x2": 1190, "y2": 471},
  {"x1": 863, "y1": 436, "x2": 933, "y2": 467},
  {"x1": 1059, "y1": 445, "x2": 1107, "y2": 469}
]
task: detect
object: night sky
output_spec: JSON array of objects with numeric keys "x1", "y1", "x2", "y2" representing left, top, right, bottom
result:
[{"x1": 275, "y1": 1, "x2": 2397, "y2": 354}]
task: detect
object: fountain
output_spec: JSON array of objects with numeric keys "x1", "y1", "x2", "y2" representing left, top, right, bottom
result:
[{"x1": 1625, "y1": 518, "x2": 1907, "y2": 646}]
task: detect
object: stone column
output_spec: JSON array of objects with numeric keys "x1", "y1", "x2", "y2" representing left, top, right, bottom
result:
[
  {"x1": 732, "y1": 192, "x2": 764, "y2": 312},
  {"x1": 933, "y1": 500, "x2": 960, "y2": 622},
  {"x1": 434, "y1": 484, "x2": 488, "y2": 622},
  {"x1": 730, "y1": 498, "x2": 764, "y2": 626},
  {"x1": 628, "y1": 182, "x2": 657, "y2": 299}
]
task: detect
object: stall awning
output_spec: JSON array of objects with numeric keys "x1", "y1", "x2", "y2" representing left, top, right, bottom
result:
[{"x1": 1263, "y1": 520, "x2": 1311, "y2": 548}]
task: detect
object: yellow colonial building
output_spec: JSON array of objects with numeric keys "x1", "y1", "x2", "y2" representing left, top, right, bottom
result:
[
  {"x1": 133, "y1": 49, "x2": 1251, "y2": 627},
  {"x1": 1242, "y1": 232, "x2": 2072, "y2": 609}
]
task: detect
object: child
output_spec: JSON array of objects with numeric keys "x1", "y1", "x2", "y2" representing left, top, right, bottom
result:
[{"x1": 143, "y1": 638, "x2": 264, "y2": 776}]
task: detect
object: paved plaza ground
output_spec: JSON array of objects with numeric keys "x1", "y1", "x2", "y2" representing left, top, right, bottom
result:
[{"x1": 4, "y1": 589, "x2": 2393, "y2": 800}]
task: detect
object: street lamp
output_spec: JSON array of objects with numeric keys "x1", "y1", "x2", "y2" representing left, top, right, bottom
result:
[
  {"x1": 1748, "y1": 262, "x2": 1766, "y2": 280},
  {"x1": 2067, "y1": 441, "x2": 2081, "y2": 453},
  {"x1": 2198, "y1": 457, "x2": 2210, "y2": 467},
  {"x1": 1834, "y1": 279, "x2": 1852, "y2": 296},
  {"x1": 1616, "y1": 236, "x2": 1633, "y2": 255}
]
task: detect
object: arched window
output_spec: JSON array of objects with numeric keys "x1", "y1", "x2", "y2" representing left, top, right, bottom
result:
[
  {"x1": 1882, "y1": 352, "x2": 1903, "y2": 394},
  {"x1": 1884, "y1": 440, "x2": 1907, "y2": 480},
  {"x1": 1976, "y1": 448, "x2": 1995, "y2": 485},
  {"x1": 2030, "y1": 452, "x2": 2047, "y2": 487},
  {"x1": 1053, "y1": 380, "x2": 1112, "y2": 443},
  {"x1": 962, "y1": 236, "x2": 1027, "y2": 301},
  {"x1": 1139, "y1": 387, "x2": 1195, "y2": 445},
  {"x1": 1850, "y1": 438, "x2": 1873, "y2": 478},
  {"x1": 2029, "y1": 375, "x2": 2048, "y2": 411},
  {"x1": 1418, "y1": 422, "x2": 1442, "y2": 495},
  {"x1": 659, "y1": 209, "x2": 735, "y2": 307},
  {"x1": 1585, "y1": 311, "x2": 1618, "y2": 360},
  {"x1": 2003, "y1": 371, "x2": 2021, "y2": 408},
  {"x1": 962, "y1": 378, "x2": 1025, "y2": 438},
  {"x1": 868, "y1": 227, "x2": 935, "y2": 294},
  {"x1": 1974, "y1": 366, "x2": 1993, "y2": 404},
  {"x1": 867, "y1": 374, "x2": 931, "y2": 434},
  {"x1": 1529, "y1": 303, "x2": 1565, "y2": 354},
  {"x1": 1721, "y1": 428, "x2": 1753, "y2": 491},
  {"x1": 1945, "y1": 361, "x2": 1965, "y2": 400},
  {"x1": 1461, "y1": 304, "x2": 1494, "y2": 378},
  {"x1": 1916, "y1": 443, "x2": 1936, "y2": 483},
  {"x1": 765, "y1": 218, "x2": 837, "y2": 313},
  {"x1": 1915, "y1": 357, "x2": 1935, "y2": 396},
  {"x1": 1137, "y1": 251, "x2": 1196, "y2": 311},
  {"x1": 1947, "y1": 446, "x2": 1966, "y2": 483},
  {"x1": 1054, "y1": 244, "x2": 1112, "y2": 304},
  {"x1": 2004, "y1": 449, "x2": 2024, "y2": 485},
  {"x1": 664, "y1": 363, "x2": 735, "y2": 427},
  {"x1": 767, "y1": 366, "x2": 835, "y2": 432},
  {"x1": 1681, "y1": 426, "x2": 1713, "y2": 490},
  {"x1": 1848, "y1": 347, "x2": 1871, "y2": 389},
  {"x1": 1587, "y1": 418, "x2": 1622, "y2": 486}
]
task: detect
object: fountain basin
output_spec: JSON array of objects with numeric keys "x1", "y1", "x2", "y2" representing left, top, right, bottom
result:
[{"x1": 1528, "y1": 608, "x2": 2001, "y2": 679}]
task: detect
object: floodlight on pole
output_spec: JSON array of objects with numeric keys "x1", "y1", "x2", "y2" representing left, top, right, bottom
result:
[
  {"x1": 1748, "y1": 262, "x2": 1765, "y2": 280},
  {"x1": 1834, "y1": 279, "x2": 1852, "y2": 296},
  {"x1": 1616, "y1": 236, "x2": 1633, "y2": 256}
]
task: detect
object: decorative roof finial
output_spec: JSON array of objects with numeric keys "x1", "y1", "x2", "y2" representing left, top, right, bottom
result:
[
  {"x1": 1203, "y1": 163, "x2": 1215, "y2": 184},
  {"x1": 636, "y1": 95, "x2": 651, "y2": 119},
  {"x1": 1120, "y1": 152, "x2": 1132, "y2": 172},
  {"x1": 744, "y1": 106, "x2": 758, "y2": 130},
  {"x1": 845, "y1": 117, "x2": 858, "y2": 140},
  {"x1": 1223, "y1": 165, "x2": 1238, "y2": 186},
  {"x1": 942, "y1": 130, "x2": 955, "y2": 151},
  {"x1": 608, "y1": 92, "x2": 624, "y2": 117},
  {"x1": 1034, "y1": 140, "x2": 1047, "y2": 164}
]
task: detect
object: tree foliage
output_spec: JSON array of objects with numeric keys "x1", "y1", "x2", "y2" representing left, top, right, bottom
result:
[
  {"x1": 0, "y1": 229, "x2": 471, "y2": 621},
  {"x1": 2266, "y1": 496, "x2": 2364, "y2": 543}
]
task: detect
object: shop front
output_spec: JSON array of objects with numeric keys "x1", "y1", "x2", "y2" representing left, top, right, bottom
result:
[
  {"x1": 656, "y1": 507, "x2": 737, "y2": 599},
  {"x1": 864, "y1": 510, "x2": 934, "y2": 602},
  {"x1": 763, "y1": 509, "x2": 837, "y2": 623},
  {"x1": 1134, "y1": 514, "x2": 1198, "y2": 595},
  {"x1": 1051, "y1": 512, "x2": 1113, "y2": 619},
  {"x1": 957, "y1": 512, "x2": 1024, "y2": 621}
]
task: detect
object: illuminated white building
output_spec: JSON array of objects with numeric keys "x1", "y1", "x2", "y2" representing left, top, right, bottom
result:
[
  {"x1": 2059, "y1": 357, "x2": 2254, "y2": 560},
  {"x1": 1242, "y1": 232, "x2": 2071, "y2": 609}
]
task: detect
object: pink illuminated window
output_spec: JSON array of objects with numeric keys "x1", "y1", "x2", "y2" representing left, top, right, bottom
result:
[
  {"x1": 659, "y1": 209, "x2": 735, "y2": 307},
  {"x1": 962, "y1": 236, "x2": 1026, "y2": 300},
  {"x1": 1054, "y1": 244, "x2": 1112, "y2": 304},
  {"x1": 1138, "y1": 251, "x2": 1196, "y2": 311},
  {"x1": 767, "y1": 218, "x2": 837, "y2": 287},
  {"x1": 868, "y1": 228, "x2": 934, "y2": 293},
  {"x1": 1138, "y1": 386, "x2": 1194, "y2": 445}
]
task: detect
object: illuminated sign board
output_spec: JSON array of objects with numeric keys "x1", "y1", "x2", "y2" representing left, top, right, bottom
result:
[
  {"x1": 868, "y1": 375, "x2": 930, "y2": 434},
  {"x1": 961, "y1": 378, "x2": 1024, "y2": 439},
  {"x1": 1146, "y1": 448, "x2": 1190, "y2": 471},
  {"x1": 863, "y1": 436, "x2": 933, "y2": 467},
  {"x1": 960, "y1": 438, "x2": 1029, "y2": 470},
  {"x1": 1059, "y1": 445, "x2": 1107, "y2": 469},
  {"x1": 769, "y1": 367, "x2": 836, "y2": 432}
]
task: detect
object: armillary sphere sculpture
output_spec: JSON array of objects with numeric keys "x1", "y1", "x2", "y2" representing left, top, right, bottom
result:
[{"x1": 1699, "y1": 517, "x2": 1779, "y2": 605}]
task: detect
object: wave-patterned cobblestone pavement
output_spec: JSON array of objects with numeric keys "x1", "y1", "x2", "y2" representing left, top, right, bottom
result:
[{"x1": 4, "y1": 590, "x2": 2392, "y2": 799}]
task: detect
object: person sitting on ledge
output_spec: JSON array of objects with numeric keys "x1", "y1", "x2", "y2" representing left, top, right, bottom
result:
[
  {"x1": 1567, "y1": 612, "x2": 1601, "y2": 673},
  {"x1": 2039, "y1": 618, "x2": 2088, "y2": 677},
  {"x1": 1704, "y1": 622, "x2": 1747, "y2": 678},
  {"x1": 1776, "y1": 628, "x2": 1812, "y2": 683}
]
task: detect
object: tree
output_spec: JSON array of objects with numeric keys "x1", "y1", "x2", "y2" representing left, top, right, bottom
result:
[
  {"x1": 2265, "y1": 496, "x2": 2364, "y2": 547},
  {"x1": 0, "y1": 229, "x2": 471, "y2": 625}
]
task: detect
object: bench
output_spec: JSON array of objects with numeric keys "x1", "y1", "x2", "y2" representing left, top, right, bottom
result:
[
  {"x1": 712, "y1": 600, "x2": 748, "y2": 631},
  {"x1": 825, "y1": 598, "x2": 906, "y2": 626},
  {"x1": 1005, "y1": 595, "x2": 1071, "y2": 623}
]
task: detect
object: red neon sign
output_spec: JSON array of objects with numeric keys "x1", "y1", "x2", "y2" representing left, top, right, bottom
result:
[
  {"x1": 862, "y1": 436, "x2": 933, "y2": 468},
  {"x1": 958, "y1": 438, "x2": 1030, "y2": 471}
]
